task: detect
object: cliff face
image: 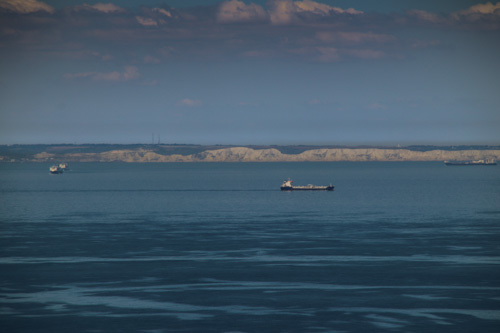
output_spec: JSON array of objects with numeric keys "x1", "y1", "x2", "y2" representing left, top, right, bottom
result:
[
  {"x1": 293, "y1": 148, "x2": 500, "y2": 162},
  {"x1": 25, "y1": 147, "x2": 500, "y2": 162},
  {"x1": 194, "y1": 148, "x2": 284, "y2": 162}
]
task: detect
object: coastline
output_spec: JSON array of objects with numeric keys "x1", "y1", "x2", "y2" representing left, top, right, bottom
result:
[{"x1": 1, "y1": 145, "x2": 500, "y2": 163}]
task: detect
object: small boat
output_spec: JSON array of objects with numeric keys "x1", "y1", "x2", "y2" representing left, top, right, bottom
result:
[
  {"x1": 49, "y1": 165, "x2": 63, "y2": 174},
  {"x1": 59, "y1": 162, "x2": 70, "y2": 171},
  {"x1": 444, "y1": 159, "x2": 497, "y2": 166},
  {"x1": 281, "y1": 179, "x2": 334, "y2": 191}
]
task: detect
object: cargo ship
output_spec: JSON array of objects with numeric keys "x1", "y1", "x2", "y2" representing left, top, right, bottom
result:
[
  {"x1": 281, "y1": 179, "x2": 334, "y2": 191},
  {"x1": 444, "y1": 159, "x2": 497, "y2": 166}
]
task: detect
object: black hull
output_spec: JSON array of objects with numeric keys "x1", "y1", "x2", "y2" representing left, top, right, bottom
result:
[{"x1": 281, "y1": 186, "x2": 334, "y2": 191}]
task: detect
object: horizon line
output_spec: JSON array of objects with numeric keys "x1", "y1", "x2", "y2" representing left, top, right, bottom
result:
[{"x1": 1, "y1": 143, "x2": 499, "y2": 148}]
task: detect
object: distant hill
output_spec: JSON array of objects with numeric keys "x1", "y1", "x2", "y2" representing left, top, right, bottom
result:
[{"x1": 1, "y1": 144, "x2": 499, "y2": 162}]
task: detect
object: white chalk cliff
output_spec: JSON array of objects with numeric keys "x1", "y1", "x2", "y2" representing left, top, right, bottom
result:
[{"x1": 36, "y1": 147, "x2": 500, "y2": 162}]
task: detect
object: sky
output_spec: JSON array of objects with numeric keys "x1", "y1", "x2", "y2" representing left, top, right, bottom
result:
[{"x1": 1, "y1": 0, "x2": 499, "y2": 145}]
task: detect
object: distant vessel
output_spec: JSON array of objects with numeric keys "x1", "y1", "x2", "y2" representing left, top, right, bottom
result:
[
  {"x1": 49, "y1": 165, "x2": 63, "y2": 174},
  {"x1": 59, "y1": 162, "x2": 70, "y2": 171},
  {"x1": 281, "y1": 179, "x2": 334, "y2": 191},
  {"x1": 444, "y1": 159, "x2": 497, "y2": 166}
]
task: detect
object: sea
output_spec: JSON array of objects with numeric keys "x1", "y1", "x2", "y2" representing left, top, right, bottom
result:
[{"x1": 1, "y1": 162, "x2": 499, "y2": 332}]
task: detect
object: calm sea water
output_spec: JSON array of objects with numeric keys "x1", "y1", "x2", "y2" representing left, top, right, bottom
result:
[{"x1": 1, "y1": 162, "x2": 500, "y2": 332}]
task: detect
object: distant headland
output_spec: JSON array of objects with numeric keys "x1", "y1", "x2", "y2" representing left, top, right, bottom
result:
[{"x1": 1, "y1": 144, "x2": 499, "y2": 163}]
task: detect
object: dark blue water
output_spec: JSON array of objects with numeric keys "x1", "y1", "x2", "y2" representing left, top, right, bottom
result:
[{"x1": 1, "y1": 162, "x2": 500, "y2": 332}]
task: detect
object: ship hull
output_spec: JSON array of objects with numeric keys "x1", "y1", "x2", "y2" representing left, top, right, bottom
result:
[
  {"x1": 281, "y1": 185, "x2": 334, "y2": 191},
  {"x1": 444, "y1": 162, "x2": 497, "y2": 166}
]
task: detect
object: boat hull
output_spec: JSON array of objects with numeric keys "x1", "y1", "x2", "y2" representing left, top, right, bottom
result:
[
  {"x1": 281, "y1": 185, "x2": 334, "y2": 191},
  {"x1": 49, "y1": 166, "x2": 63, "y2": 174},
  {"x1": 59, "y1": 163, "x2": 70, "y2": 171},
  {"x1": 444, "y1": 162, "x2": 497, "y2": 166}
]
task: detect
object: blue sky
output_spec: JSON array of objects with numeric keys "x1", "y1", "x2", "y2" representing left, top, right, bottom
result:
[{"x1": 1, "y1": 0, "x2": 499, "y2": 145}]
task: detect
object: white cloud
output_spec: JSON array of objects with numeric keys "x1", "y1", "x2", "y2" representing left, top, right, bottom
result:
[
  {"x1": 72, "y1": 3, "x2": 125, "y2": 14},
  {"x1": 268, "y1": 0, "x2": 362, "y2": 25},
  {"x1": 89, "y1": 3, "x2": 125, "y2": 13},
  {"x1": 406, "y1": 3, "x2": 500, "y2": 28},
  {"x1": 153, "y1": 8, "x2": 172, "y2": 18},
  {"x1": 136, "y1": 16, "x2": 158, "y2": 27},
  {"x1": 135, "y1": 7, "x2": 176, "y2": 27},
  {"x1": 217, "y1": 0, "x2": 267, "y2": 23},
  {"x1": 0, "y1": 0, "x2": 54, "y2": 14},
  {"x1": 64, "y1": 66, "x2": 140, "y2": 82},
  {"x1": 456, "y1": 2, "x2": 500, "y2": 16},
  {"x1": 294, "y1": 0, "x2": 362, "y2": 15},
  {"x1": 407, "y1": 9, "x2": 443, "y2": 23},
  {"x1": 177, "y1": 98, "x2": 202, "y2": 107},
  {"x1": 218, "y1": 0, "x2": 365, "y2": 26},
  {"x1": 268, "y1": 0, "x2": 295, "y2": 25},
  {"x1": 451, "y1": 1, "x2": 500, "y2": 24}
]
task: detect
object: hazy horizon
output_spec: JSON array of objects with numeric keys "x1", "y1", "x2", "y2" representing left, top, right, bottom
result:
[{"x1": 2, "y1": 141, "x2": 499, "y2": 148}]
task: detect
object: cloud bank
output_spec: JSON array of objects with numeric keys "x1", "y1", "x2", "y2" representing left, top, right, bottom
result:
[
  {"x1": 0, "y1": 0, "x2": 54, "y2": 14},
  {"x1": 217, "y1": 0, "x2": 267, "y2": 23},
  {"x1": 267, "y1": 0, "x2": 362, "y2": 25},
  {"x1": 72, "y1": 3, "x2": 125, "y2": 14},
  {"x1": 2, "y1": 1, "x2": 500, "y2": 66}
]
